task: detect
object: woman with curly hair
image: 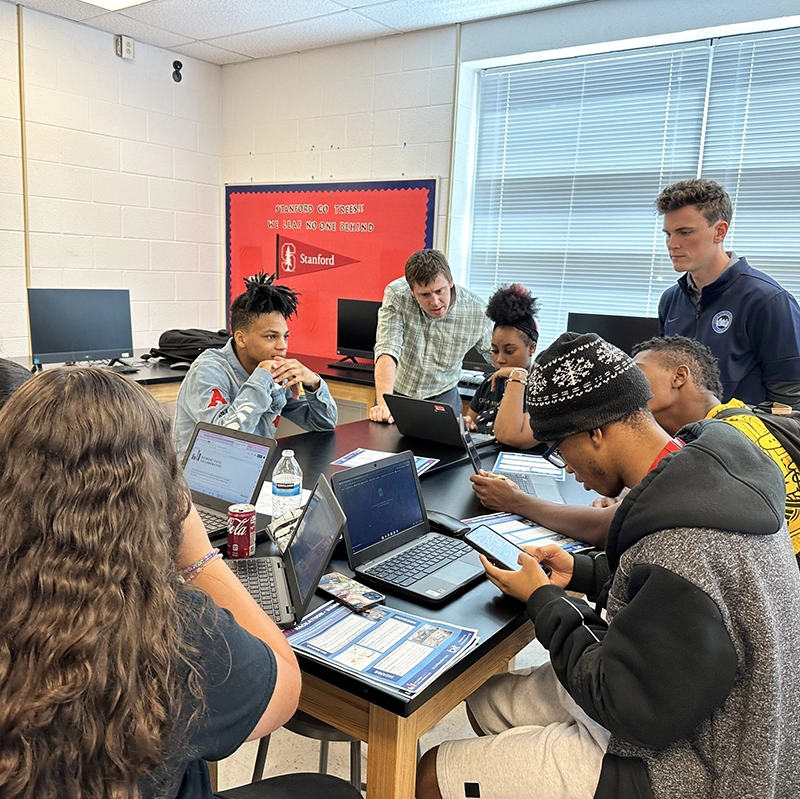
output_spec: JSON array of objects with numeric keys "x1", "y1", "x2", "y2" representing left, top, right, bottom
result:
[
  {"x1": 465, "y1": 284, "x2": 539, "y2": 436},
  {"x1": 0, "y1": 368, "x2": 357, "y2": 799}
]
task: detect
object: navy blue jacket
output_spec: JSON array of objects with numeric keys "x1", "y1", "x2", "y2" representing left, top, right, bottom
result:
[{"x1": 658, "y1": 256, "x2": 800, "y2": 404}]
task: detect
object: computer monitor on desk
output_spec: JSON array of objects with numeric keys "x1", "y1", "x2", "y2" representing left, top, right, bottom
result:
[
  {"x1": 329, "y1": 298, "x2": 381, "y2": 370},
  {"x1": 566, "y1": 312, "x2": 659, "y2": 356},
  {"x1": 28, "y1": 288, "x2": 134, "y2": 367}
]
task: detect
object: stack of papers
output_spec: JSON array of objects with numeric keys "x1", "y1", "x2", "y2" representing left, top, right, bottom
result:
[
  {"x1": 286, "y1": 601, "x2": 479, "y2": 697},
  {"x1": 463, "y1": 511, "x2": 591, "y2": 553},
  {"x1": 332, "y1": 448, "x2": 439, "y2": 475}
]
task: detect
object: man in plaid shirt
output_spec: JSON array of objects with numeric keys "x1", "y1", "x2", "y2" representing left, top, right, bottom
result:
[{"x1": 369, "y1": 249, "x2": 493, "y2": 423}]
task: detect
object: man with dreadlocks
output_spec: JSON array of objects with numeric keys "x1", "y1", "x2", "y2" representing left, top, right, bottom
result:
[{"x1": 174, "y1": 273, "x2": 337, "y2": 459}]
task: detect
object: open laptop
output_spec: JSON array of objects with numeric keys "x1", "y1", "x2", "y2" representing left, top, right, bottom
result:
[
  {"x1": 181, "y1": 422, "x2": 275, "y2": 540},
  {"x1": 331, "y1": 451, "x2": 484, "y2": 604},
  {"x1": 383, "y1": 393, "x2": 495, "y2": 447},
  {"x1": 491, "y1": 452, "x2": 565, "y2": 503},
  {"x1": 227, "y1": 475, "x2": 346, "y2": 628}
]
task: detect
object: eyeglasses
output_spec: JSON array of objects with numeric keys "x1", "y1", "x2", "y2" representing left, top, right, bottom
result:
[{"x1": 541, "y1": 439, "x2": 566, "y2": 469}]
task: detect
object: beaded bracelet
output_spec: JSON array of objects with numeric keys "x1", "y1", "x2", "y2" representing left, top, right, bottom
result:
[
  {"x1": 508, "y1": 368, "x2": 529, "y2": 384},
  {"x1": 181, "y1": 548, "x2": 221, "y2": 583}
]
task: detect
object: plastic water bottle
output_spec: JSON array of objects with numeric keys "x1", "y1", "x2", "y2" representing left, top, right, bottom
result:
[{"x1": 271, "y1": 449, "x2": 303, "y2": 520}]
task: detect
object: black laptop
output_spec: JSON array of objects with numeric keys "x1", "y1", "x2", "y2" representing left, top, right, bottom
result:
[
  {"x1": 181, "y1": 422, "x2": 275, "y2": 540},
  {"x1": 227, "y1": 475, "x2": 346, "y2": 628},
  {"x1": 331, "y1": 451, "x2": 484, "y2": 604},
  {"x1": 383, "y1": 393, "x2": 495, "y2": 447}
]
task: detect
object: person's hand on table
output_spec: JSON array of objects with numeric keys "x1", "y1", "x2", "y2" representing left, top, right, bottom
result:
[
  {"x1": 527, "y1": 543, "x2": 575, "y2": 588},
  {"x1": 266, "y1": 357, "x2": 320, "y2": 398},
  {"x1": 481, "y1": 548, "x2": 551, "y2": 602},
  {"x1": 470, "y1": 469, "x2": 523, "y2": 511},
  {"x1": 369, "y1": 403, "x2": 394, "y2": 424}
]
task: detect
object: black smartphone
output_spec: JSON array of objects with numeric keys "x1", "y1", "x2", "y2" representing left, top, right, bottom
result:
[
  {"x1": 459, "y1": 416, "x2": 482, "y2": 473},
  {"x1": 465, "y1": 525, "x2": 551, "y2": 575}
]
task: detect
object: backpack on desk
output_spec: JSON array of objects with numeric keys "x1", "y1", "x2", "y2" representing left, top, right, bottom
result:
[
  {"x1": 713, "y1": 402, "x2": 800, "y2": 465},
  {"x1": 146, "y1": 328, "x2": 230, "y2": 366}
]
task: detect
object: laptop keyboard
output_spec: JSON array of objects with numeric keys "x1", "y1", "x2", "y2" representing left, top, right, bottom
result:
[
  {"x1": 227, "y1": 558, "x2": 281, "y2": 616},
  {"x1": 197, "y1": 507, "x2": 226, "y2": 533},
  {"x1": 365, "y1": 536, "x2": 472, "y2": 587},
  {"x1": 501, "y1": 472, "x2": 563, "y2": 502}
]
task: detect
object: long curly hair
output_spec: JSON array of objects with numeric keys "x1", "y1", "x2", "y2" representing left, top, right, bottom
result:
[{"x1": 0, "y1": 368, "x2": 196, "y2": 799}]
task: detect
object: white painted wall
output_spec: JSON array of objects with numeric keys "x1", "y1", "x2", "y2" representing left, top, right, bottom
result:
[
  {"x1": 221, "y1": 26, "x2": 457, "y2": 254},
  {"x1": 1, "y1": 3, "x2": 223, "y2": 359},
  {"x1": 0, "y1": 2, "x2": 25, "y2": 356}
]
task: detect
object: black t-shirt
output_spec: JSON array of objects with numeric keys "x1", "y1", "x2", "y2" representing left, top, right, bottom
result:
[
  {"x1": 469, "y1": 377, "x2": 507, "y2": 433},
  {"x1": 140, "y1": 590, "x2": 277, "y2": 799}
]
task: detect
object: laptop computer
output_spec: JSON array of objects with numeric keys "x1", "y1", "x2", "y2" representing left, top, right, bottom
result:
[
  {"x1": 491, "y1": 452, "x2": 565, "y2": 503},
  {"x1": 226, "y1": 475, "x2": 346, "y2": 628},
  {"x1": 383, "y1": 393, "x2": 495, "y2": 447},
  {"x1": 331, "y1": 451, "x2": 485, "y2": 604},
  {"x1": 181, "y1": 422, "x2": 276, "y2": 540}
]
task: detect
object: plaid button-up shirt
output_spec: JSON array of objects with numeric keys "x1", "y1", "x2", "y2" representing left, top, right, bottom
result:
[{"x1": 374, "y1": 277, "x2": 493, "y2": 398}]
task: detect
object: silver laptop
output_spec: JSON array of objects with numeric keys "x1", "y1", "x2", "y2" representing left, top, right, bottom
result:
[
  {"x1": 227, "y1": 476, "x2": 346, "y2": 628},
  {"x1": 331, "y1": 451, "x2": 484, "y2": 604},
  {"x1": 492, "y1": 452, "x2": 565, "y2": 503},
  {"x1": 181, "y1": 422, "x2": 276, "y2": 539}
]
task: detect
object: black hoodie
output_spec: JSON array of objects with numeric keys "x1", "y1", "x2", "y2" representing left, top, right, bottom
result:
[{"x1": 526, "y1": 420, "x2": 800, "y2": 799}]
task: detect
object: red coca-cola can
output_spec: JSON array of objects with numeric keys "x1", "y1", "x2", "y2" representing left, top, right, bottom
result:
[{"x1": 227, "y1": 503, "x2": 256, "y2": 559}]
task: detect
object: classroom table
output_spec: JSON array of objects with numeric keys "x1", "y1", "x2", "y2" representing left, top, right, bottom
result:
[{"x1": 267, "y1": 420, "x2": 590, "y2": 799}]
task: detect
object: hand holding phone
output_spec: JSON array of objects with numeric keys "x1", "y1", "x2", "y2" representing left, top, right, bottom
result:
[{"x1": 465, "y1": 525, "x2": 551, "y2": 575}]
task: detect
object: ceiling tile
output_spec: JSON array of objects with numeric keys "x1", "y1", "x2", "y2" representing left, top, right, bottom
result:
[
  {"x1": 210, "y1": 10, "x2": 397, "y2": 59},
  {"x1": 19, "y1": 0, "x2": 112, "y2": 21},
  {"x1": 171, "y1": 39, "x2": 250, "y2": 65},
  {"x1": 357, "y1": 0, "x2": 582, "y2": 30},
  {"x1": 119, "y1": 0, "x2": 344, "y2": 41},
  {"x1": 81, "y1": 10, "x2": 193, "y2": 47}
]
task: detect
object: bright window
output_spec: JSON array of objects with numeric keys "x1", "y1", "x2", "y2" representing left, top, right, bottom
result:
[{"x1": 467, "y1": 30, "x2": 800, "y2": 346}]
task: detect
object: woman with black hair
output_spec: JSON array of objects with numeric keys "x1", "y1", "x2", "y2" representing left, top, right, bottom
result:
[
  {"x1": 465, "y1": 284, "x2": 539, "y2": 436},
  {"x1": 174, "y1": 273, "x2": 337, "y2": 459}
]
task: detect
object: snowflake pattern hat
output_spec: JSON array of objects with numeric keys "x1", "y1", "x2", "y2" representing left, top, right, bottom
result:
[{"x1": 526, "y1": 332, "x2": 653, "y2": 442}]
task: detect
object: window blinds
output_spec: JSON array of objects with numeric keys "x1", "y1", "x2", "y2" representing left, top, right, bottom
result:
[{"x1": 468, "y1": 30, "x2": 800, "y2": 347}]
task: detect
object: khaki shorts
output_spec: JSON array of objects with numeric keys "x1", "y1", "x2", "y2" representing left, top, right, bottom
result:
[{"x1": 436, "y1": 662, "x2": 609, "y2": 799}]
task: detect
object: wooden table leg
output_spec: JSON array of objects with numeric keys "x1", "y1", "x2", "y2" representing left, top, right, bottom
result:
[{"x1": 366, "y1": 705, "x2": 420, "y2": 799}]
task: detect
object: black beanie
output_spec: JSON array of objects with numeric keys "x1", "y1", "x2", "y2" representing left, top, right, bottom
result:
[{"x1": 526, "y1": 332, "x2": 653, "y2": 442}]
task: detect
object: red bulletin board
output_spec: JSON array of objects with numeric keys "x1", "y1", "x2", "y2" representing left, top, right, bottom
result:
[{"x1": 225, "y1": 179, "x2": 437, "y2": 359}]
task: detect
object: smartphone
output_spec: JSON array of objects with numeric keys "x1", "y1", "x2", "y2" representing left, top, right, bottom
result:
[
  {"x1": 459, "y1": 416, "x2": 483, "y2": 473},
  {"x1": 318, "y1": 571, "x2": 386, "y2": 612},
  {"x1": 464, "y1": 525, "x2": 551, "y2": 575}
]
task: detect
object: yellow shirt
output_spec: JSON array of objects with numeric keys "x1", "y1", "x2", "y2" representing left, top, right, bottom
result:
[{"x1": 707, "y1": 399, "x2": 800, "y2": 555}]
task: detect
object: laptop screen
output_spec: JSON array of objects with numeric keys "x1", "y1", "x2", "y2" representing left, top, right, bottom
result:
[
  {"x1": 183, "y1": 427, "x2": 272, "y2": 505},
  {"x1": 333, "y1": 457, "x2": 426, "y2": 556},
  {"x1": 288, "y1": 486, "x2": 343, "y2": 605}
]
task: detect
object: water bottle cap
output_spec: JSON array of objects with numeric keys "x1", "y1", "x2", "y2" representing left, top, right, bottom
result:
[{"x1": 282, "y1": 449, "x2": 294, "y2": 458}]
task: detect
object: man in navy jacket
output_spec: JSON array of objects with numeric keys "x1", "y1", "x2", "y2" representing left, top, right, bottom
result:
[{"x1": 657, "y1": 178, "x2": 800, "y2": 408}]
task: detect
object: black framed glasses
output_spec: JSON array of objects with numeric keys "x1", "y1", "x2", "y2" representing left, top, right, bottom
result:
[{"x1": 541, "y1": 439, "x2": 566, "y2": 469}]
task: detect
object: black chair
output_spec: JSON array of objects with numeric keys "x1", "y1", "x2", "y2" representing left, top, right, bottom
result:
[
  {"x1": 217, "y1": 772, "x2": 362, "y2": 798},
  {"x1": 252, "y1": 710, "x2": 363, "y2": 789}
]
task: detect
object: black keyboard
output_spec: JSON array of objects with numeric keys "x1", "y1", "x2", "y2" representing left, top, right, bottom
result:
[
  {"x1": 327, "y1": 360, "x2": 375, "y2": 372},
  {"x1": 227, "y1": 558, "x2": 280, "y2": 615},
  {"x1": 197, "y1": 507, "x2": 226, "y2": 533},
  {"x1": 366, "y1": 536, "x2": 471, "y2": 587},
  {"x1": 106, "y1": 364, "x2": 139, "y2": 374}
]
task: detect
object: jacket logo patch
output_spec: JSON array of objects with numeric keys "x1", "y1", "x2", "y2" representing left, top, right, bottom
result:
[
  {"x1": 207, "y1": 388, "x2": 228, "y2": 408},
  {"x1": 712, "y1": 310, "x2": 733, "y2": 334}
]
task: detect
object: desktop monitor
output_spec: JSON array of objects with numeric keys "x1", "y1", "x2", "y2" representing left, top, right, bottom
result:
[
  {"x1": 336, "y1": 298, "x2": 381, "y2": 362},
  {"x1": 28, "y1": 288, "x2": 135, "y2": 365},
  {"x1": 566, "y1": 313, "x2": 660, "y2": 356},
  {"x1": 462, "y1": 345, "x2": 493, "y2": 373}
]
